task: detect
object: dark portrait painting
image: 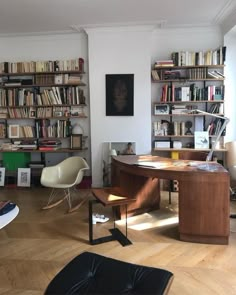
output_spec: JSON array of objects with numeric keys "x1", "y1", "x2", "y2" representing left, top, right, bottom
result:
[{"x1": 106, "y1": 74, "x2": 134, "y2": 116}]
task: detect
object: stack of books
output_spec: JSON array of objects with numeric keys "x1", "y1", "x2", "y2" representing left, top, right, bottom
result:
[
  {"x1": 38, "y1": 140, "x2": 62, "y2": 151},
  {"x1": 12, "y1": 140, "x2": 37, "y2": 150},
  {"x1": 154, "y1": 60, "x2": 174, "y2": 68}
]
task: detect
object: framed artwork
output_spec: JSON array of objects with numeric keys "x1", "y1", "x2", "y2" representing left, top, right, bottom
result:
[
  {"x1": 194, "y1": 131, "x2": 209, "y2": 149},
  {"x1": 0, "y1": 167, "x2": 5, "y2": 186},
  {"x1": 17, "y1": 168, "x2": 31, "y2": 187},
  {"x1": 71, "y1": 134, "x2": 83, "y2": 150},
  {"x1": 8, "y1": 125, "x2": 19, "y2": 138},
  {"x1": 106, "y1": 74, "x2": 134, "y2": 116}
]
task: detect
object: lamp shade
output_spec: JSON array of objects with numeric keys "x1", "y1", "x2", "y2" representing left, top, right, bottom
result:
[{"x1": 72, "y1": 123, "x2": 83, "y2": 135}]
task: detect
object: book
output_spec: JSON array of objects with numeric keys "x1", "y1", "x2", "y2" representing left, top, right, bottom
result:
[{"x1": 38, "y1": 146, "x2": 60, "y2": 151}]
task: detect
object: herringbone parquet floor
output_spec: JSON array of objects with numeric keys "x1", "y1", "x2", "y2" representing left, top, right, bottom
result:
[{"x1": 0, "y1": 187, "x2": 236, "y2": 294}]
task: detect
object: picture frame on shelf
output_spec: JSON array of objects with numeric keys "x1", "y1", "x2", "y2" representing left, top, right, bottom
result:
[
  {"x1": 154, "y1": 104, "x2": 170, "y2": 115},
  {"x1": 70, "y1": 134, "x2": 83, "y2": 150},
  {"x1": 17, "y1": 168, "x2": 31, "y2": 187},
  {"x1": 0, "y1": 167, "x2": 5, "y2": 186},
  {"x1": 29, "y1": 107, "x2": 36, "y2": 118},
  {"x1": 54, "y1": 111, "x2": 63, "y2": 117},
  {"x1": 8, "y1": 125, "x2": 19, "y2": 138},
  {"x1": 194, "y1": 131, "x2": 209, "y2": 149}
]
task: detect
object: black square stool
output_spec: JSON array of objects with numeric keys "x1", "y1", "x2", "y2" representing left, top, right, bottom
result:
[{"x1": 45, "y1": 251, "x2": 174, "y2": 294}]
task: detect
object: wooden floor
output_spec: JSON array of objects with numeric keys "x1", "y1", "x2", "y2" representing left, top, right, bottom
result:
[{"x1": 0, "y1": 187, "x2": 236, "y2": 295}]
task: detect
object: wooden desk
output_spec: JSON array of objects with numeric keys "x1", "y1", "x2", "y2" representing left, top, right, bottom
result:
[{"x1": 111, "y1": 155, "x2": 230, "y2": 245}]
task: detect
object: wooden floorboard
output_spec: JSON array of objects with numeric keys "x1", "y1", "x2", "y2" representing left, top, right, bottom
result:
[{"x1": 0, "y1": 187, "x2": 236, "y2": 294}]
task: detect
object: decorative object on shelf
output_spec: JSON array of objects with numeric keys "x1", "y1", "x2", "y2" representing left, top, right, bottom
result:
[
  {"x1": 70, "y1": 134, "x2": 83, "y2": 150},
  {"x1": 72, "y1": 123, "x2": 83, "y2": 135},
  {"x1": 110, "y1": 149, "x2": 117, "y2": 156},
  {"x1": 106, "y1": 74, "x2": 134, "y2": 116},
  {"x1": 17, "y1": 168, "x2": 31, "y2": 187},
  {"x1": 185, "y1": 121, "x2": 193, "y2": 135}
]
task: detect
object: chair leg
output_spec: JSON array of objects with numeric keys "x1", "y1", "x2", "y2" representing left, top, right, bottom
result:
[
  {"x1": 67, "y1": 188, "x2": 91, "y2": 213},
  {"x1": 64, "y1": 188, "x2": 71, "y2": 209},
  {"x1": 42, "y1": 188, "x2": 66, "y2": 210}
]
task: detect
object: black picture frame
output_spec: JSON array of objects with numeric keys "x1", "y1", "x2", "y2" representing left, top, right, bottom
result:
[
  {"x1": 70, "y1": 134, "x2": 83, "y2": 150},
  {"x1": 106, "y1": 74, "x2": 134, "y2": 116}
]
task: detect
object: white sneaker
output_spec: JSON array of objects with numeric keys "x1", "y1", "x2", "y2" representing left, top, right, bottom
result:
[{"x1": 92, "y1": 213, "x2": 109, "y2": 224}]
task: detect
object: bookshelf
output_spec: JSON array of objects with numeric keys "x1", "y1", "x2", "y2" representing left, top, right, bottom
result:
[
  {"x1": 151, "y1": 48, "x2": 227, "y2": 158},
  {"x1": 0, "y1": 57, "x2": 88, "y2": 154}
]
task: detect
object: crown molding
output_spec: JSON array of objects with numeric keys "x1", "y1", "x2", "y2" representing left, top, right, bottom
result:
[
  {"x1": 213, "y1": 0, "x2": 236, "y2": 24},
  {"x1": 0, "y1": 29, "x2": 83, "y2": 38},
  {"x1": 153, "y1": 24, "x2": 222, "y2": 35},
  {"x1": 73, "y1": 20, "x2": 170, "y2": 35}
]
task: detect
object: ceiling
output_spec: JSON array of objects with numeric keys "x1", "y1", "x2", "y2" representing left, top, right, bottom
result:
[{"x1": 0, "y1": 0, "x2": 236, "y2": 36}]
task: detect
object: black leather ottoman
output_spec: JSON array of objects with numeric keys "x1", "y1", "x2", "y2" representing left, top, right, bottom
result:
[{"x1": 45, "y1": 252, "x2": 174, "y2": 295}]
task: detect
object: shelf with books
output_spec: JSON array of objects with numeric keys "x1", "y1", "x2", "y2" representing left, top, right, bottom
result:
[
  {"x1": 0, "y1": 57, "x2": 89, "y2": 159},
  {"x1": 151, "y1": 49, "x2": 226, "y2": 159}
]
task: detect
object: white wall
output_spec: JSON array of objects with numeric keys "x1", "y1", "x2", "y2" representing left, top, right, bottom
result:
[
  {"x1": 87, "y1": 26, "x2": 152, "y2": 187},
  {"x1": 224, "y1": 27, "x2": 236, "y2": 143}
]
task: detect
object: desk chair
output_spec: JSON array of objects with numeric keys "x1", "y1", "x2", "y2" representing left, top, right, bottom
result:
[
  {"x1": 40, "y1": 156, "x2": 89, "y2": 213},
  {"x1": 225, "y1": 141, "x2": 236, "y2": 218}
]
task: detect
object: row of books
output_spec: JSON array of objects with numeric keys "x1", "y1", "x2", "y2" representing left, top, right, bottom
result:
[
  {"x1": 2, "y1": 105, "x2": 85, "y2": 119},
  {"x1": 207, "y1": 118, "x2": 225, "y2": 136},
  {"x1": 9, "y1": 139, "x2": 62, "y2": 151},
  {"x1": 0, "y1": 87, "x2": 86, "y2": 106},
  {"x1": 171, "y1": 47, "x2": 226, "y2": 66},
  {"x1": 1, "y1": 73, "x2": 83, "y2": 87},
  {"x1": 152, "y1": 68, "x2": 224, "y2": 81},
  {"x1": 35, "y1": 119, "x2": 72, "y2": 138},
  {"x1": 153, "y1": 121, "x2": 186, "y2": 136},
  {"x1": 0, "y1": 58, "x2": 84, "y2": 74},
  {"x1": 160, "y1": 84, "x2": 224, "y2": 102},
  {"x1": 5, "y1": 119, "x2": 73, "y2": 139}
]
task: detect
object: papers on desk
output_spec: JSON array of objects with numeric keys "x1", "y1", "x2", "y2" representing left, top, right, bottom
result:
[
  {"x1": 195, "y1": 163, "x2": 219, "y2": 172},
  {"x1": 133, "y1": 161, "x2": 169, "y2": 168}
]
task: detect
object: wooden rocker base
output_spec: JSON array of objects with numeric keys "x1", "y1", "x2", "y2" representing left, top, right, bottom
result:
[
  {"x1": 42, "y1": 188, "x2": 89, "y2": 213},
  {"x1": 42, "y1": 198, "x2": 66, "y2": 210}
]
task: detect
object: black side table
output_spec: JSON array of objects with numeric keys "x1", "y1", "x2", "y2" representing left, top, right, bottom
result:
[{"x1": 89, "y1": 187, "x2": 136, "y2": 246}]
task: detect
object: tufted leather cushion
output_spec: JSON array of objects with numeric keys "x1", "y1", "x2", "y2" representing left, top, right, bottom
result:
[{"x1": 45, "y1": 251, "x2": 173, "y2": 294}]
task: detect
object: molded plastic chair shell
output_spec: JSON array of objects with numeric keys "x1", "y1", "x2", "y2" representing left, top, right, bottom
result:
[{"x1": 40, "y1": 156, "x2": 89, "y2": 212}]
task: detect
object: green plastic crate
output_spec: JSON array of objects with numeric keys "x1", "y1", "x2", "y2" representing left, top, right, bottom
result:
[{"x1": 3, "y1": 152, "x2": 31, "y2": 171}]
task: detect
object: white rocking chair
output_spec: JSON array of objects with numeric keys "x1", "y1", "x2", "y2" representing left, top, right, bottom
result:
[{"x1": 40, "y1": 156, "x2": 89, "y2": 213}]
